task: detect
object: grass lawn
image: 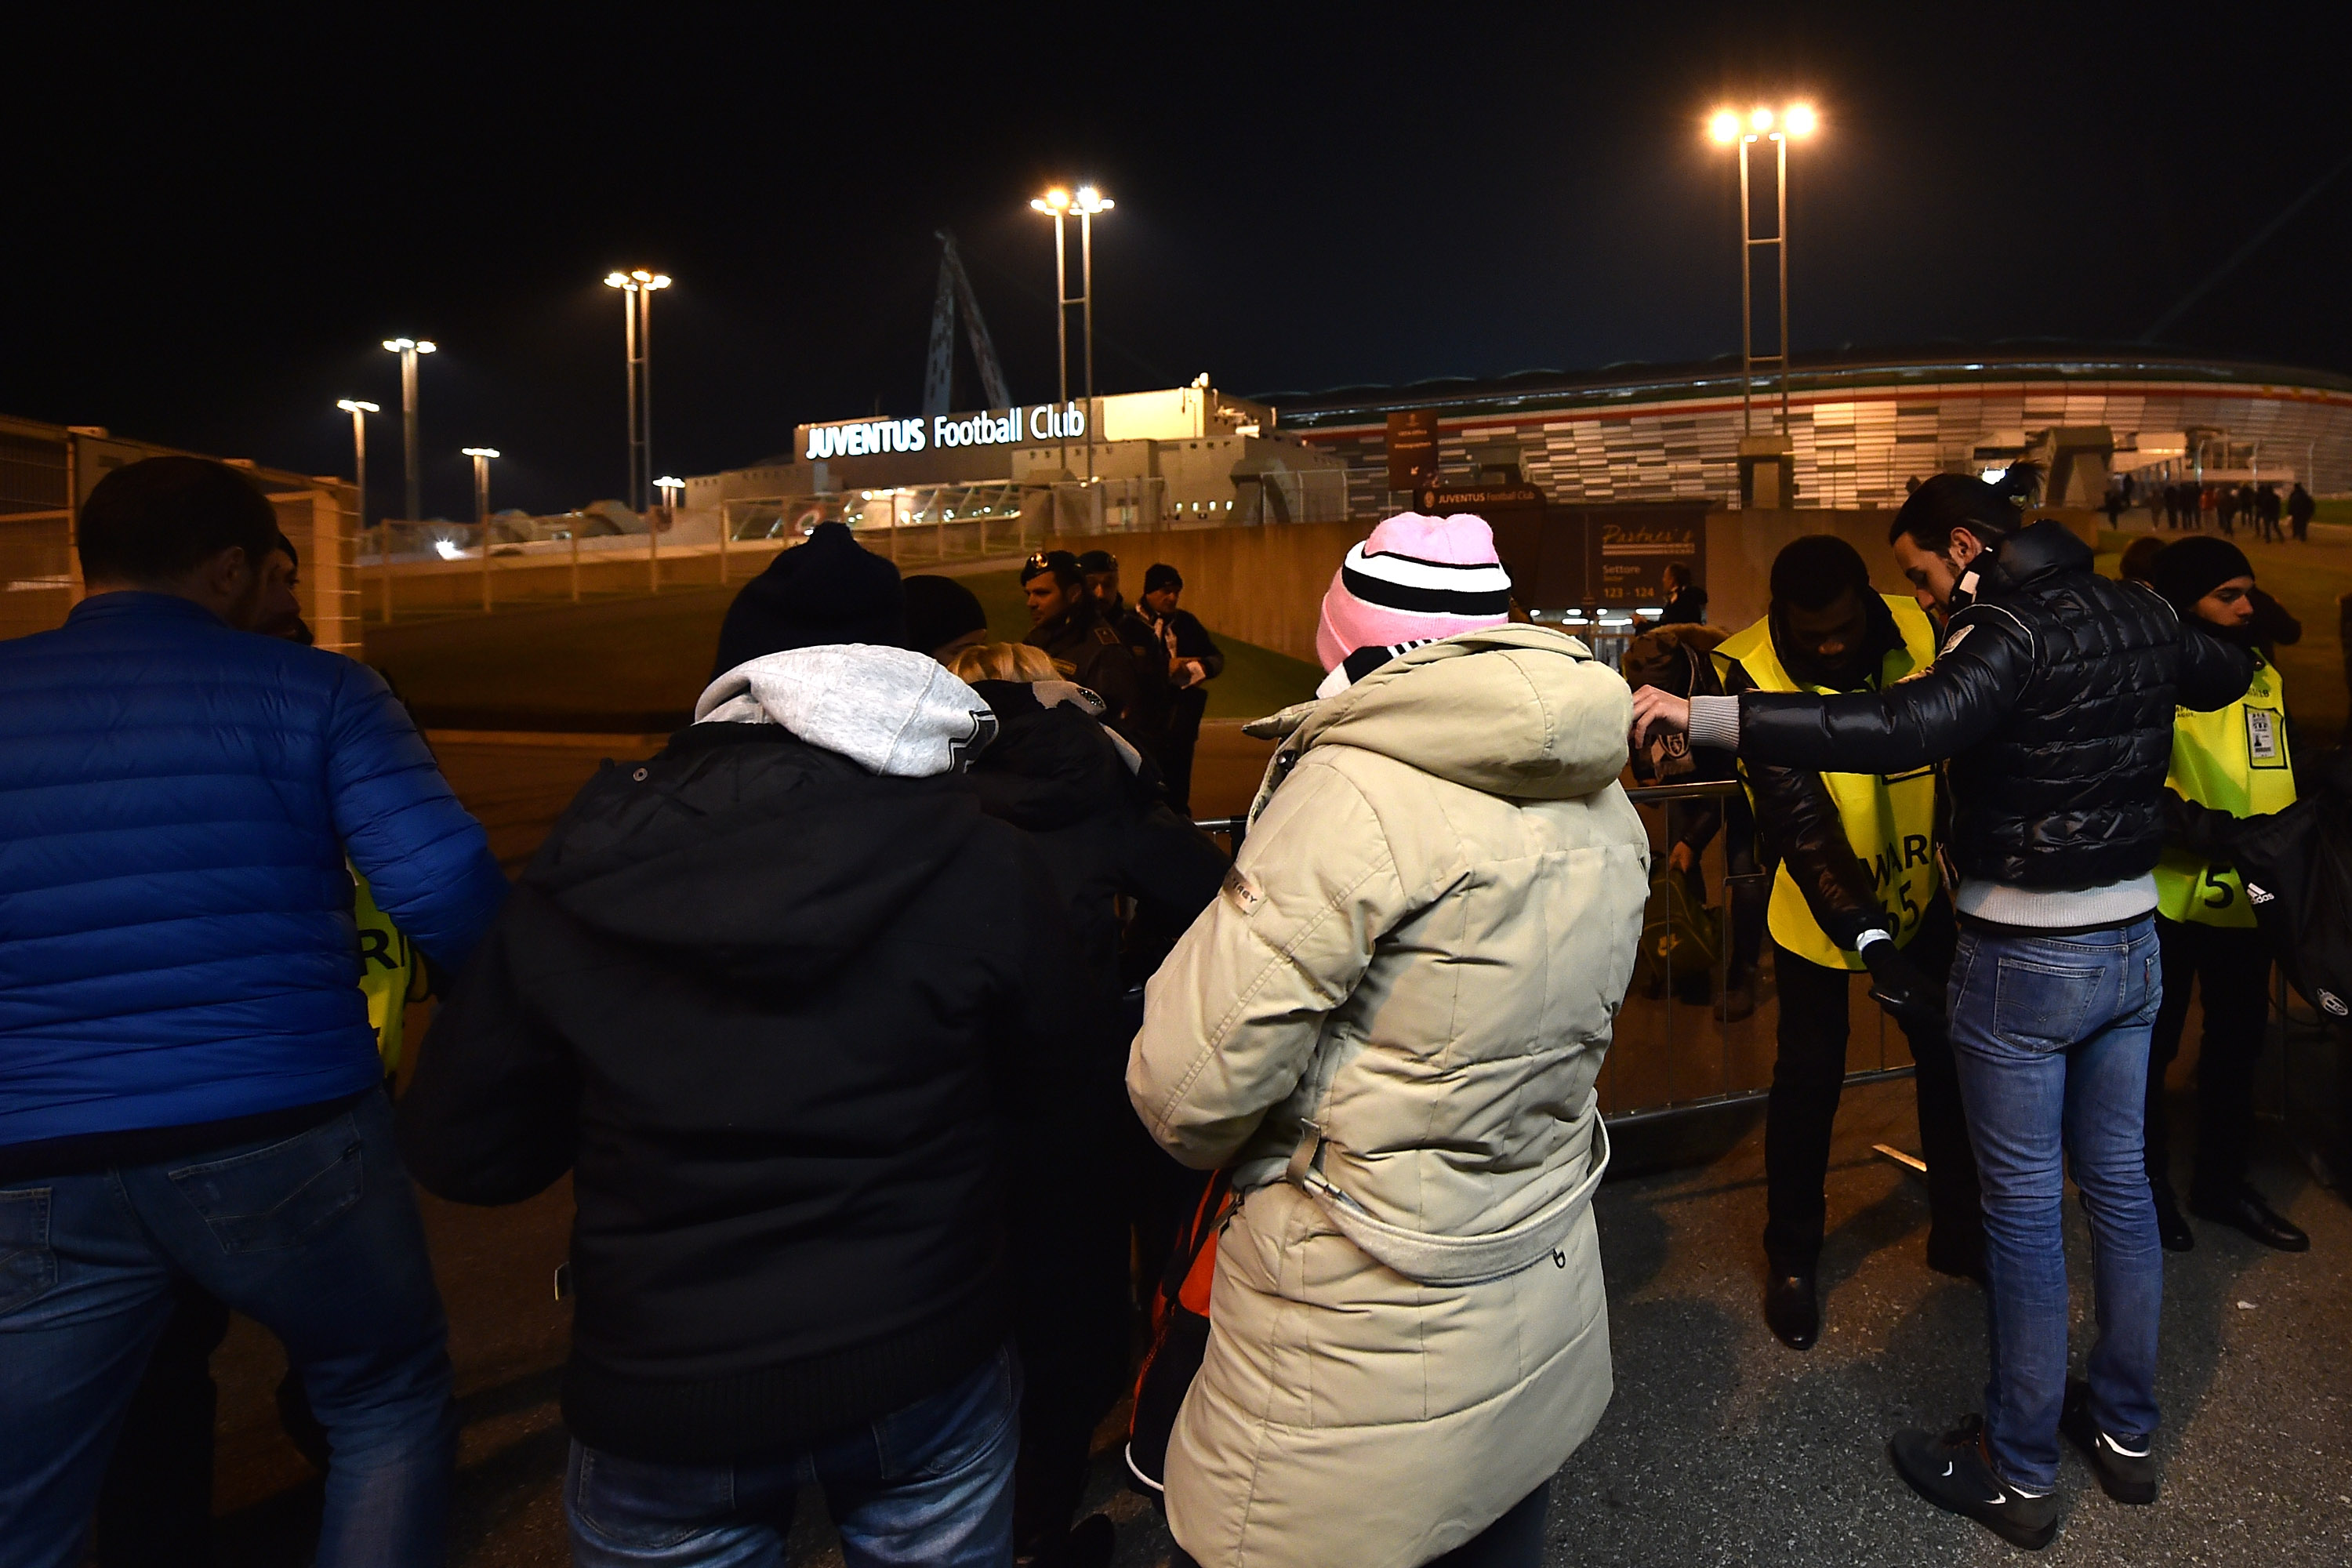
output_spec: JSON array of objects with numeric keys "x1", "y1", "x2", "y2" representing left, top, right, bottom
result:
[
  {"x1": 367, "y1": 569, "x2": 1322, "y2": 731},
  {"x1": 2097, "y1": 525, "x2": 2347, "y2": 747}
]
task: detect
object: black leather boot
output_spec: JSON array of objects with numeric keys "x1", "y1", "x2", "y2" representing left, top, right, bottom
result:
[{"x1": 1763, "y1": 1267, "x2": 1819, "y2": 1350}]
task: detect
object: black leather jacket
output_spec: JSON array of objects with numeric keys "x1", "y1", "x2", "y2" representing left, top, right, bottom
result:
[{"x1": 1739, "y1": 521, "x2": 2254, "y2": 890}]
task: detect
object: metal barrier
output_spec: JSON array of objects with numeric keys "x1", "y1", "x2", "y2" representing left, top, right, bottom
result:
[{"x1": 1192, "y1": 779, "x2": 1920, "y2": 1138}]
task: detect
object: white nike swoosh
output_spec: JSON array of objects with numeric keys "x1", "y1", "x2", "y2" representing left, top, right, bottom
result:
[
  {"x1": 1941, "y1": 1462, "x2": 1955, "y2": 1478},
  {"x1": 1982, "y1": 1490, "x2": 2009, "y2": 1504},
  {"x1": 2099, "y1": 1432, "x2": 2152, "y2": 1459}
]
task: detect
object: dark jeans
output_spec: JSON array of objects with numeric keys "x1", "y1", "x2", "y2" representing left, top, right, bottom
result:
[
  {"x1": 566, "y1": 1346, "x2": 1019, "y2": 1567},
  {"x1": 92, "y1": 1279, "x2": 232, "y2": 1566},
  {"x1": 1764, "y1": 898, "x2": 1980, "y2": 1272},
  {"x1": 1947, "y1": 919, "x2": 2164, "y2": 1490},
  {"x1": 1169, "y1": 1480, "x2": 1548, "y2": 1568},
  {"x1": 2147, "y1": 916, "x2": 2272, "y2": 1200},
  {"x1": 0, "y1": 1091, "x2": 456, "y2": 1568},
  {"x1": 1162, "y1": 687, "x2": 1208, "y2": 818}
]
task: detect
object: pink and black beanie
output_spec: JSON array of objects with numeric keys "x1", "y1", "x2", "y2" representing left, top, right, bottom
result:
[{"x1": 1315, "y1": 512, "x2": 1513, "y2": 684}]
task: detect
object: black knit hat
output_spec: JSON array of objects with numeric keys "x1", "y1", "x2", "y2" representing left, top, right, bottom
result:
[
  {"x1": 1143, "y1": 562, "x2": 1181, "y2": 593},
  {"x1": 710, "y1": 522, "x2": 905, "y2": 677},
  {"x1": 2146, "y1": 535, "x2": 2252, "y2": 618},
  {"x1": 902, "y1": 574, "x2": 989, "y2": 657}
]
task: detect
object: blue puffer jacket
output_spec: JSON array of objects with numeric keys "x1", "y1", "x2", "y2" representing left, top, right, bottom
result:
[{"x1": 0, "y1": 593, "x2": 507, "y2": 1149}]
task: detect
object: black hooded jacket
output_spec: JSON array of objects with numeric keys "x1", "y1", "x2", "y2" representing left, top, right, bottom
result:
[
  {"x1": 964, "y1": 680, "x2": 1227, "y2": 1000},
  {"x1": 1739, "y1": 521, "x2": 2254, "y2": 889},
  {"x1": 396, "y1": 721, "x2": 1084, "y2": 1464}
]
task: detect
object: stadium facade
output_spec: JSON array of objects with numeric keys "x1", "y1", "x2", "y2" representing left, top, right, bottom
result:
[{"x1": 1267, "y1": 348, "x2": 2352, "y2": 518}]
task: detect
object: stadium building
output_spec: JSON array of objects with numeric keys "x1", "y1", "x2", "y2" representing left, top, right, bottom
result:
[{"x1": 1269, "y1": 347, "x2": 2352, "y2": 518}]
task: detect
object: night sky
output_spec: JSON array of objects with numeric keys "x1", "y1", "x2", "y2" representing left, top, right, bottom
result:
[{"x1": 9, "y1": 3, "x2": 2345, "y2": 520}]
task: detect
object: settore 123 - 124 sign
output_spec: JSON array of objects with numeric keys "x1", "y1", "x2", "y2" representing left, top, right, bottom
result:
[{"x1": 805, "y1": 403, "x2": 1087, "y2": 461}]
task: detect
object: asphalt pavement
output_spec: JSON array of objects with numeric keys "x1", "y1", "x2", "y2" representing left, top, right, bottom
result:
[{"x1": 201, "y1": 1079, "x2": 2350, "y2": 1566}]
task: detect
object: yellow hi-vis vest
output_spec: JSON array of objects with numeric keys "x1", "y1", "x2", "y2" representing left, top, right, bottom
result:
[
  {"x1": 1715, "y1": 594, "x2": 1943, "y2": 971},
  {"x1": 352, "y1": 869, "x2": 419, "y2": 1075},
  {"x1": 2154, "y1": 655, "x2": 2296, "y2": 929}
]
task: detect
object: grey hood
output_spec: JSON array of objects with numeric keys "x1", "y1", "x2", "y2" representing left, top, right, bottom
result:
[{"x1": 694, "y1": 643, "x2": 998, "y2": 777}]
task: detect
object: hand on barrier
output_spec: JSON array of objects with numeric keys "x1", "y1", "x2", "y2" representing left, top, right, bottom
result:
[{"x1": 1860, "y1": 937, "x2": 1944, "y2": 1026}]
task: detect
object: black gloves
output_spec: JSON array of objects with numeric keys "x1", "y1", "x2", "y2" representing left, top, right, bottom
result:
[{"x1": 1860, "y1": 935, "x2": 1944, "y2": 1026}]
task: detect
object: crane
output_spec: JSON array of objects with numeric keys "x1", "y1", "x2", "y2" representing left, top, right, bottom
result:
[{"x1": 924, "y1": 229, "x2": 1012, "y2": 417}]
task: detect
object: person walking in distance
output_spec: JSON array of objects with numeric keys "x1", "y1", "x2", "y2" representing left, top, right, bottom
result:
[
  {"x1": 1632, "y1": 465, "x2": 2252, "y2": 1550},
  {"x1": 0, "y1": 458, "x2": 506, "y2": 1568},
  {"x1": 399, "y1": 543, "x2": 1088, "y2": 1568},
  {"x1": 1131, "y1": 514, "x2": 1648, "y2": 1568},
  {"x1": 2286, "y1": 481, "x2": 2315, "y2": 543},
  {"x1": 1711, "y1": 536, "x2": 1985, "y2": 1352},
  {"x1": 2141, "y1": 538, "x2": 2309, "y2": 1254},
  {"x1": 1138, "y1": 564, "x2": 1225, "y2": 816}
]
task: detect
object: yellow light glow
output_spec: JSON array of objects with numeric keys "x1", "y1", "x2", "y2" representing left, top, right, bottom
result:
[
  {"x1": 631, "y1": 270, "x2": 652, "y2": 282},
  {"x1": 1786, "y1": 103, "x2": 1817, "y2": 136},
  {"x1": 416, "y1": 341, "x2": 437, "y2": 354},
  {"x1": 383, "y1": 338, "x2": 408, "y2": 351},
  {"x1": 1750, "y1": 107, "x2": 1773, "y2": 132},
  {"x1": 336, "y1": 398, "x2": 380, "y2": 413},
  {"x1": 1073, "y1": 185, "x2": 1113, "y2": 214},
  {"x1": 463, "y1": 447, "x2": 499, "y2": 459},
  {"x1": 604, "y1": 271, "x2": 628, "y2": 287},
  {"x1": 1031, "y1": 187, "x2": 1072, "y2": 213},
  {"x1": 1708, "y1": 109, "x2": 1740, "y2": 144},
  {"x1": 648, "y1": 274, "x2": 672, "y2": 289}
]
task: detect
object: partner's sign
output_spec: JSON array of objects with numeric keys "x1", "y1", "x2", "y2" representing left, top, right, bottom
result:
[{"x1": 804, "y1": 403, "x2": 1086, "y2": 461}]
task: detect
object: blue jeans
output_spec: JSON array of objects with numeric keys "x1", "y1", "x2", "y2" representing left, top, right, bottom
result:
[
  {"x1": 566, "y1": 1345, "x2": 1019, "y2": 1567},
  {"x1": 0, "y1": 1091, "x2": 456, "y2": 1568},
  {"x1": 1947, "y1": 920, "x2": 2165, "y2": 1490}
]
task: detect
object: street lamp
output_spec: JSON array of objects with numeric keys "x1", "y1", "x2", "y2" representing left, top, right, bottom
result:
[
  {"x1": 381, "y1": 339, "x2": 436, "y2": 523},
  {"x1": 339, "y1": 398, "x2": 383, "y2": 620},
  {"x1": 603, "y1": 270, "x2": 673, "y2": 514},
  {"x1": 336, "y1": 398, "x2": 379, "y2": 535},
  {"x1": 1029, "y1": 183, "x2": 1113, "y2": 483},
  {"x1": 463, "y1": 447, "x2": 500, "y2": 612},
  {"x1": 1706, "y1": 104, "x2": 1815, "y2": 441}
]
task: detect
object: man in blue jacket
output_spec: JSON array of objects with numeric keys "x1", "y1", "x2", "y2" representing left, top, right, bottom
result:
[{"x1": 0, "y1": 457, "x2": 506, "y2": 1568}]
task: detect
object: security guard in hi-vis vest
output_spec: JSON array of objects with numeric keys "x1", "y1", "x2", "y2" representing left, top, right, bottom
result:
[
  {"x1": 1711, "y1": 537, "x2": 1985, "y2": 1352},
  {"x1": 353, "y1": 866, "x2": 422, "y2": 1082},
  {"x1": 2143, "y1": 538, "x2": 2308, "y2": 1254}
]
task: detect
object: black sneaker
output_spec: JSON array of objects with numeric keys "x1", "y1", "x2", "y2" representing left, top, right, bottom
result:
[
  {"x1": 2060, "y1": 1379, "x2": 2159, "y2": 1504},
  {"x1": 1889, "y1": 1415, "x2": 2060, "y2": 1550}
]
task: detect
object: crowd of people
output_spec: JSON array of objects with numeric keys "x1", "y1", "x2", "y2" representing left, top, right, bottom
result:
[
  {"x1": 0, "y1": 452, "x2": 2336, "y2": 1566},
  {"x1": 2109, "y1": 472, "x2": 2318, "y2": 542}
]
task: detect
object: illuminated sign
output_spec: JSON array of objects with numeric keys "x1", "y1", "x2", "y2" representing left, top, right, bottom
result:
[{"x1": 805, "y1": 402, "x2": 1087, "y2": 461}]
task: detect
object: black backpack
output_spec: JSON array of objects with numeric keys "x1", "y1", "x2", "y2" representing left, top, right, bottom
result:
[{"x1": 2232, "y1": 746, "x2": 2352, "y2": 1022}]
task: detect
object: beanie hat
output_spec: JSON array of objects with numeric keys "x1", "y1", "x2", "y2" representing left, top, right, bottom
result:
[
  {"x1": 902, "y1": 574, "x2": 989, "y2": 657},
  {"x1": 1143, "y1": 562, "x2": 1181, "y2": 593},
  {"x1": 2146, "y1": 535, "x2": 2252, "y2": 618},
  {"x1": 1314, "y1": 512, "x2": 1512, "y2": 671},
  {"x1": 710, "y1": 521, "x2": 905, "y2": 678}
]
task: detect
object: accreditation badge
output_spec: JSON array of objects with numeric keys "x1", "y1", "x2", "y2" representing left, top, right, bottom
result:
[{"x1": 2245, "y1": 707, "x2": 2285, "y2": 768}]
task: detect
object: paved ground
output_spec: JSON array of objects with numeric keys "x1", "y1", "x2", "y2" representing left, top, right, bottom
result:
[{"x1": 196, "y1": 1077, "x2": 2349, "y2": 1566}]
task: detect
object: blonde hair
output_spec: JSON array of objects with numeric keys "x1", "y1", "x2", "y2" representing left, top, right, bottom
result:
[{"x1": 947, "y1": 641, "x2": 1058, "y2": 684}]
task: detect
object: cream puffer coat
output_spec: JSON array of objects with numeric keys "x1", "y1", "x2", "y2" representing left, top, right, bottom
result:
[{"x1": 1128, "y1": 625, "x2": 1649, "y2": 1568}]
